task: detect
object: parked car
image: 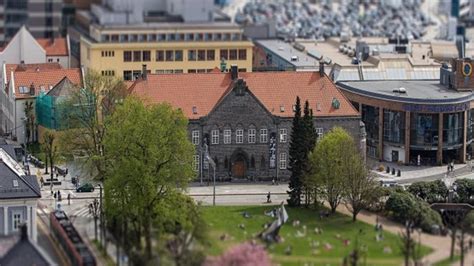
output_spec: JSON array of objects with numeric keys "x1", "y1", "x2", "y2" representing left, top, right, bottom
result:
[{"x1": 76, "y1": 183, "x2": 95, "y2": 193}]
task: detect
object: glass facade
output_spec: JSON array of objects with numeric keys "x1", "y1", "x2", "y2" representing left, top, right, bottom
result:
[
  {"x1": 361, "y1": 105, "x2": 379, "y2": 141},
  {"x1": 383, "y1": 109, "x2": 405, "y2": 144},
  {"x1": 410, "y1": 113, "x2": 439, "y2": 147},
  {"x1": 443, "y1": 112, "x2": 464, "y2": 147}
]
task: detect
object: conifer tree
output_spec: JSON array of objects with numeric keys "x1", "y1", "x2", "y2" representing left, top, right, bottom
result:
[
  {"x1": 287, "y1": 97, "x2": 304, "y2": 206},
  {"x1": 302, "y1": 100, "x2": 317, "y2": 205}
]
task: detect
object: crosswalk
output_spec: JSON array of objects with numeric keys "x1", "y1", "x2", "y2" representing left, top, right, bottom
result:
[{"x1": 36, "y1": 204, "x2": 93, "y2": 219}]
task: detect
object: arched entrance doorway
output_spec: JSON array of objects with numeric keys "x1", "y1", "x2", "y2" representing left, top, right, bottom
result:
[{"x1": 231, "y1": 149, "x2": 249, "y2": 178}]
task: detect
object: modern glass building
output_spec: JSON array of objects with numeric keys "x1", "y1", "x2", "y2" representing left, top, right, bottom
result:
[{"x1": 337, "y1": 59, "x2": 474, "y2": 165}]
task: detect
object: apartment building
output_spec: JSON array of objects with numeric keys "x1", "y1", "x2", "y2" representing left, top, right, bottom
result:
[
  {"x1": 80, "y1": 23, "x2": 253, "y2": 80},
  {"x1": 0, "y1": 0, "x2": 62, "y2": 44}
]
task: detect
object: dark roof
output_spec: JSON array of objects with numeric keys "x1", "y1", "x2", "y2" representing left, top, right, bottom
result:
[
  {"x1": 337, "y1": 80, "x2": 473, "y2": 104},
  {"x1": 46, "y1": 77, "x2": 78, "y2": 97},
  {"x1": 0, "y1": 150, "x2": 41, "y2": 199},
  {"x1": 0, "y1": 235, "x2": 53, "y2": 266}
]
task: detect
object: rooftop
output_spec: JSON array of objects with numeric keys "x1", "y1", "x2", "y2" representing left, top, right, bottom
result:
[
  {"x1": 338, "y1": 80, "x2": 473, "y2": 104},
  {"x1": 36, "y1": 38, "x2": 69, "y2": 56},
  {"x1": 130, "y1": 71, "x2": 359, "y2": 119},
  {"x1": 254, "y1": 39, "x2": 320, "y2": 68}
]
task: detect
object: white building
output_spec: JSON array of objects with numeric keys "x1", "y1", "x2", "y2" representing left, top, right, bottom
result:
[
  {"x1": 0, "y1": 63, "x2": 82, "y2": 144},
  {"x1": 0, "y1": 145, "x2": 41, "y2": 242},
  {"x1": 0, "y1": 26, "x2": 70, "y2": 69}
]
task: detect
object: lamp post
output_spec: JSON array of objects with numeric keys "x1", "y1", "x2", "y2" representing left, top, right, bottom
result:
[{"x1": 204, "y1": 144, "x2": 216, "y2": 206}]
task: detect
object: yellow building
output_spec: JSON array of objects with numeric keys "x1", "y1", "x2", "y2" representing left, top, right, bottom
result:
[{"x1": 80, "y1": 23, "x2": 253, "y2": 80}]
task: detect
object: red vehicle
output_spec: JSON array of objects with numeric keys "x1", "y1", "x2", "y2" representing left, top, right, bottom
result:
[{"x1": 50, "y1": 210, "x2": 96, "y2": 266}]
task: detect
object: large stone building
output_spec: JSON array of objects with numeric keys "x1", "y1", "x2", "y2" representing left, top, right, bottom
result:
[{"x1": 130, "y1": 66, "x2": 361, "y2": 181}]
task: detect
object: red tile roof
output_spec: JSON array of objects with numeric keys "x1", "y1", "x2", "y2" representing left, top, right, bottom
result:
[
  {"x1": 130, "y1": 71, "x2": 359, "y2": 119},
  {"x1": 11, "y1": 67, "x2": 82, "y2": 99},
  {"x1": 36, "y1": 38, "x2": 68, "y2": 56}
]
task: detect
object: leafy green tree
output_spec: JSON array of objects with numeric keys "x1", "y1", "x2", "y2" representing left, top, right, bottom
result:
[
  {"x1": 307, "y1": 127, "x2": 350, "y2": 213},
  {"x1": 287, "y1": 97, "x2": 304, "y2": 206},
  {"x1": 453, "y1": 179, "x2": 474, "y2": 203},
  {"x1": 58, "y1": 70, "x2": 127, "y2": 181},
  {"x1": 408, "y1": 180, "x2": 448, "y2": 203},
  {"x1": 342, "y1": 142, "x2": 378, "y2": 222},
  {"x1": 104, "y1": 97, "x2": 195, "y2": 262}
]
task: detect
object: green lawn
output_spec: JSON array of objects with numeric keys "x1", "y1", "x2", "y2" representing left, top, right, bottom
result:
[{"x1": 202, "y1": 206, "x2": 432, "y2": 266}]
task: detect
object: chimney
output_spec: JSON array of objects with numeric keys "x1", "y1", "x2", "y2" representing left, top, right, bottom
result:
[
  {"x1": 231, "y1": 65, "x2": 238, "y2": 80},
  {"x1": 319, "y1": 61, "x2": 325, "y2": 76},
  {"x1": 29, "y1": 83, "x2": 35, "y2": 96},
  {"x1": 20, "y1": 224, "x2": 28, "y2": 241},
  {"x1": 142, "y1": 64, "x2": 147, "y2": 80}
]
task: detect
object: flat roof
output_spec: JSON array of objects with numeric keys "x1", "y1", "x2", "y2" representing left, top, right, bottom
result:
[
  {"x1": 255, "y1": 39, "x2": 319, "y2": 68},
  {"x1": 338, "y1": 80, "x2": 473, "y2": 104},
  {"x1": 93, "y1": 22, "x2": 241, "y2": 31}
]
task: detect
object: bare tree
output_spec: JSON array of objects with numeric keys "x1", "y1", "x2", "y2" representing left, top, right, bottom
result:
[{"x1": 42, "y1": 129, "x2": 57, "y2": 179}]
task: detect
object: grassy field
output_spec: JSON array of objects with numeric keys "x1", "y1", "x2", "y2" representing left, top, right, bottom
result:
[{"x1": 202, "y1": 205, "x2": 432, "y2": 266}]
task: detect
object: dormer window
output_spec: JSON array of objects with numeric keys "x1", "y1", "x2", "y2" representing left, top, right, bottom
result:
[
  {"x1": 192, "y1": 106, "x2": 197, "y2": 114},
  {"x1": 13, "y1": 179, "x2": 18, "y2": 187},
  {"x1": 280, "y1": 105, "x2": 285, "y2": 112},
  {"x1": 18, "y1": 86, "x2": 29, "y2": 94}
]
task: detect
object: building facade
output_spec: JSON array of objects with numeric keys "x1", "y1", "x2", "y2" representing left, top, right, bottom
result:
[
  {"x1": 131, "y1": 67, "x2": 362, "y2": 181},
  {"x1": 337, "y1": 58, "x2": 474, "y2": 165},
  {"x1": 0, "y1": 63, "x2": 82, "y2": 143},
  {"x1": 0, "y1": 26, "x2": 70, "y2": 69},
  {"x1": 0, "y1": 0, "x2": 62, "y2": 43},
  {"x1": 79, "y1": 23, "x2": 253, "y2": 80},
  {"x1": 0, "y1": 144, "x2": 41, "y2": 242}
]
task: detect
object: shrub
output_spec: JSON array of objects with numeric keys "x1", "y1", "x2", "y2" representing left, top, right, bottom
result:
[
  {"x1": 385, "y1": 191, "x2": 442, "y2": 233},
  {"x1": 453, "y1": 179, "x2": 474, "y2": 204},
  {"x1": 378, "y1": 165, "x2": 385, "y2": 172}
]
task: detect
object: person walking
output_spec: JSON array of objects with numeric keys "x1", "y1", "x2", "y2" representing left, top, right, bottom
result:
[
  {"x1": 267, "y1": 191, "x2": 271, "y2": 203},
  {"x1": 67, "y1": 193, "x2": 71, "y2": 205}
]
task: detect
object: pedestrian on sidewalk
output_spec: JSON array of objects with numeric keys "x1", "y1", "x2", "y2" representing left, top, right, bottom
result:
[
  {"x1": 267, "y1": 191, "x2": 271, "y2": 203},
  {"x1": 67, "y1": 193, "x2": 71, "y2": 205},
  {"x1": 40, "y1": 177, "x2": 44, "y2": 188}
]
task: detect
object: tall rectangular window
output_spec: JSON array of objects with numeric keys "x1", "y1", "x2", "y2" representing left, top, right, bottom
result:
[
  {"x1": 192, "y1": 130, "x2": 200, "y2": 145},
  {"x1": 236, "y1": 129, "x2": 244, "y2": 143},
  {"x1": 238, "y1": 49, "x2": 247, "y2": 60},
  {"x1": 133, "y1": 51, "x2": 141, "y2": 62},
  {"x1": 175, "y1": 50, "x2": 183, "y2": 61},
  {"x1": 156, "y1": 50, "x2": 164, "y2": 61},
  {"x1": 123, "y1": 51, "x2": 132, "y2": 62},
  {"x1": 166, "y1": 50, "x2": 174, "y2": 61},
  {"x1": 316, "y1": 128, "x2": 324, "y2": 142},
  {"x1": 142, "y1": 50, "x2": 151, "y2": 61},
  {"x1": 229, "y1": 49, "x2": 237, "y2": 60},
  {"x1": 248, "y1": 129, "x2": 256, "y2": 143},
  {"x1": 211, "y1": 130, "x2": 219, "y2": 145},
  {"x1": 224, "y1": 129, "x2": 231, "y2": 144},
  {"x1": 279, "y1": 153, "x2": 287, "y2": 169},
  {"x1": 207, "y1": 50, "x2": 215, "y2": 60},
  {"x1": 193, "y1": 155, "x2": 199, "y2": 171},
  {"x1": 197, "y1": 50, "x2": 206, "y2": 61},
  {"x1": 188, "y1": 50, "x2": 197, "y2": 61},
  {"x1": 260, "y1": 128, "x2": 268, "y2": 143},
  {"x1": 220, "y1": 49, "x2": 228, "y2": 60},
  {"x1": 12, "y1": 212, "x2": 22, "y2": 231},
  {"x1": 279, "y1": 128, "x2": 287, "y2": 143}
]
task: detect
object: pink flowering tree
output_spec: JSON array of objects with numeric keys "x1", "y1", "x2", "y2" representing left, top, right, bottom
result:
[{"x1": 205, "y1": 242, "x2": 272, "y2": 266}]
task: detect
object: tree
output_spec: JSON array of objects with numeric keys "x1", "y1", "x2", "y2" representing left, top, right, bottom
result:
[
  {"x1": 42, "y1": 129, "x2": 57, "y2": 179},
  {"x1": 104, "y1": 97, "x2": 195, "y2": 263},
  {"x1": 453, "y1": 179, "x2": 474, "y2": 204},
  {"x1": 458, "y1": 211, "x2": 474, "y2": 266},
  {"x1": 301, "y1": 100, "x2": 317, "y2": 206},
  {"x1": 24, "y1": 101, "x2": 35, "y2": 144},
  {"x1": 287, "y1": 97, "x2": 304, "y2": 207},
  {"x1": 408, "y1": 180, "x2": 448, "y2": 203},
  {"x1": 58, "y1": 70, "x2": 127, "y2": 182},
  {"x1": 342, "y1": 143, "x2": 378, "y2": 222},
  {"x1": 307, "y1": 127, "x2": 350, "y2": 213}
]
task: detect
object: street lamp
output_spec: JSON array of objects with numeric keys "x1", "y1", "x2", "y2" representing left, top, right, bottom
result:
[{"x1": 204, "y1": 144, "x2": 216, "y2": 206}]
